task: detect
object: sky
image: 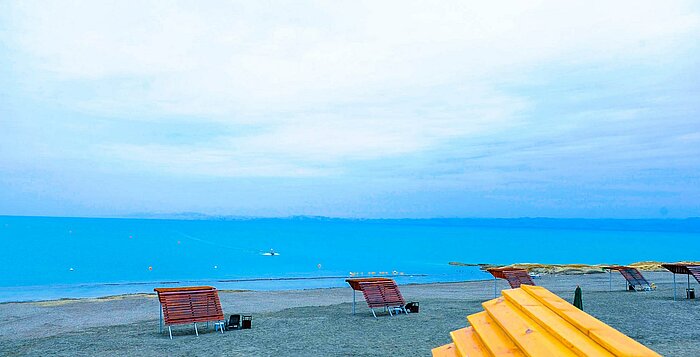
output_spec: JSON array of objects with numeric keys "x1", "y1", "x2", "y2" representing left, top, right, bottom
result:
[{"x1": 0, "y1": 1, "x2": 699, "y2": 218}]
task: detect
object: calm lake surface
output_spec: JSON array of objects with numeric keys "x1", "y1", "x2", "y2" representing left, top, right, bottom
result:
[{"x1": 0, "y1": 216, "x2": 697, "y2": 302}]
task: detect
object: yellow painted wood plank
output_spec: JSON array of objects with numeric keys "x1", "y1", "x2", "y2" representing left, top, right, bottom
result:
[
  {"x1": 483, "y1": 298, "x2": 577, "y2": 357},
  {"x1": 521, "y1": 285, "x2": 661, "y2": 357},
  {"x1": 468, "y1": 310, "x2": 525, "y2": 357},
  {"x1": 450, "y1": 327, "x2": 490, "y2": 357},
  {"x1": 432, "y1": 343, "x2": 461, "y2": 357},
  {"x1": 588, "y1": 328, "x2": 661, "y2": 357},
  {"x1": 502, "y1": 289, "x2": 614, "y2": 357}
]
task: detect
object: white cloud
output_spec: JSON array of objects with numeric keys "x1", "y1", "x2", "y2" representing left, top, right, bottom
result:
[
  {"x1": 8, "y1": 0, "x2": 698, "y2": 113},
  {"x1": 3, "y1": 0, "x2": 699, "y2": 176}
]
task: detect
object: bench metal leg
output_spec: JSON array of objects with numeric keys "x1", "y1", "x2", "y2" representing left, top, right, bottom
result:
[
  {"x1": 168, "y1": 326, "x2": 173, "y2": 340},
  {"x1": 159, "y1": 305, "x2": 163, "y2": 333},
  {"x1": 371, "y1": 308, "x2": 377, "y2": 318},
  {"x1": 194, "y1": 323, "x2": 199, "y2": 336}
]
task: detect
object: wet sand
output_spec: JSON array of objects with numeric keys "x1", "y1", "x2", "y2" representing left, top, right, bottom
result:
[{"x1": 1, "y1": 272, "x2": 698, "y2": 356}]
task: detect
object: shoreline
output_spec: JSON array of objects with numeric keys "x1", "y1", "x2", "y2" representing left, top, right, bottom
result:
[
  {"x1": 1, "y1": 278, "x2": 493, "y2": 305},
  {"x1": 3, "y1": 260, "x2": 694, "y2": 304},
  {"x1": 0, "y1": 271, "x2": 476, "y2": 304}
]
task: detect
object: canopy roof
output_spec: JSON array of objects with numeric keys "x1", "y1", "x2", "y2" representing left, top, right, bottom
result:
[
  {"x1": 661, "y1": 263, "x2": 699, "y2": 275},
  {"x1": 345, "y1": 277, "x2": 393, "y2": 291}
]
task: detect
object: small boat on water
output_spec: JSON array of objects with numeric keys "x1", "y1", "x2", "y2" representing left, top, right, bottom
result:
[{"x1": 262, "y1": 249, "x2": 280, "y2": 256}]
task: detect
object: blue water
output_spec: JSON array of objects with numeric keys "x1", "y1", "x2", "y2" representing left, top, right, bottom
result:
[{"x1": 0, "y1": 216, "x2": 698, "y2": 302}]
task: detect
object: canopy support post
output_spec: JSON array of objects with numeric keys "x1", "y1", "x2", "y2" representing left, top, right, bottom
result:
[
  {"x1": 673, "y1": 273, "x2": 677, "y2": 301},
  {"x1": 493, "y1": 277, "x2": 497, "y2": 298},
  {"x1": 352, "y1": 289, "x2": 356, "y2": 315}
]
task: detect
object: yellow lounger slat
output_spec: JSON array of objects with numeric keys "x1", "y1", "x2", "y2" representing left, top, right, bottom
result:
[
  {"x1": 432, "y1": 343, "x2": 460, "y2": 357},
  {"x1": 483, "y1": 297, "x2": 577, "y2": 357},
  {"x1": 434, "y1": 285, "x2": 660, "y2": 357},
  {"x1": 502, "y1": 288, "x2": 615, "y2": 357},
  {"x1": 468, "y1": 311, "x2": 525, "y2": 357},
  {"x1": 450, "y1": 327, "x2": 489, "y2": 357},
  {"x1": 520, "y1": 285, "x2": 661, "y2": 357}
]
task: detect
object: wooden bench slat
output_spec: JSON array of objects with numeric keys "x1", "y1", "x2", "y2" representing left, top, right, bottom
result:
[
  {"x1": 358, "y1": 280, "x2": 406, "y2": 310},
  {"x1": 155, "y1": 287, "x2": 224, "y2": 327}
]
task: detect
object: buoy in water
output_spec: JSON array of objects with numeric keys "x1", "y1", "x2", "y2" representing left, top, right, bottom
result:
[
  {"x1": 214, "y1": 265, "x2": 218, "y2": 269},
  {"x1": 317, "y1": 263, "x2": 322, "y2": 269},
  {"x1": 148, "y1": 266, "x2": 153, "y2": 271},
  {"x1": 69, "y1": 267, "x2": 74, "y2": 271}
]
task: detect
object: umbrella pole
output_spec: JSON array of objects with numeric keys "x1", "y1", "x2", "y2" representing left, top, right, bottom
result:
[{"x1": 608, "y1": 270, "x2": 612, "y2": 292}]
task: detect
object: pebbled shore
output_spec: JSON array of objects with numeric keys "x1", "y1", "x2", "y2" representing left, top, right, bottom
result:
[{"x1": 1, "y1": 272, "x2": 698, "y2": 356}]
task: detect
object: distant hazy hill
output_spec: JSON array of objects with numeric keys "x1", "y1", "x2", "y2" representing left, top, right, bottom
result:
[{"x1": 115, "y1": 213, "x2": 700, "y2": 233}]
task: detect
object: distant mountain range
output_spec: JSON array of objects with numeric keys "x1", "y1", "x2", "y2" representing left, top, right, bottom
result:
[{"x1": 110, "y1": 213, "x2": 700, "y2": 232}]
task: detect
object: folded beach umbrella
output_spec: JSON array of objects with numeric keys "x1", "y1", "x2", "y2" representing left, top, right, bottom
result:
[{"x1": 573, "y1": 285, "x2": 583, "y2": 310}]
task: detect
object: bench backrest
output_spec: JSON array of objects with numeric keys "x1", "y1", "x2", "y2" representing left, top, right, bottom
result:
[
  {"x1": 502, "y1": 269, "x2": 535, "y2": 288},
  {"x1": 688, "y1": 266, "x2": 700, "y2": 284},
  {"x1": 157, "y1": 288, "x2": 224, "y2": 325},
  {"x1": 619, "y1": 268, "x2": 651, "y2": 289},
  {"x1": 359, "y1": 280, "x2": 405, "y2": 308},
  {"x1": 345, "y1": 278, "x2": 393, "y2": 291}
]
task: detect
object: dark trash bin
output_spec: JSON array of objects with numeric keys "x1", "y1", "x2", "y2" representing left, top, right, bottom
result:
[
  {"x1": 405, "y1": 302, "x2": 419, "y2": 313},
  {"x1": 242, "y1": 315, "x2": 252, "y2": 329},
  {"x1": 687, "y1": 288, "x2": 695, "y2": 299}
]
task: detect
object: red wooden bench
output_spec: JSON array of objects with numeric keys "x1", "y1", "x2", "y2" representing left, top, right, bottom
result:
[
  {"x1": 345, "y1": 278, "x2": 393, "y2": 315},
  {"x1": 486, "y1": 267, "x2": 536, "y2": 297},
  {"x1": 501, "y1": 269, "x2": 536, "y2": 288},
  {"x1": 154, "y1": 286, "x2": 225, "y2": 339},
  {"x1": 603, "y1": 266, "x2": 654, "y2": 291},
  {"x1": 358, "y1": 280, "x2": 407, "y2": 318}
]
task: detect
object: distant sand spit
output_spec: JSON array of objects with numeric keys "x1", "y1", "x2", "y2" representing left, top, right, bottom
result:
[{"x1": 448, "y1": 261, "x2": 700, "y2": 275}]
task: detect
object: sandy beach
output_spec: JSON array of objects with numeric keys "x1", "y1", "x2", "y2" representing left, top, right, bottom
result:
[{"x1": 1, "y1": 271, "x2": 698, "y2": 356}]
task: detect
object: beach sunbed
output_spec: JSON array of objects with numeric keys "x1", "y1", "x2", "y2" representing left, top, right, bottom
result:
[
  {"x1": 689, "y1": 266, "x2": 700, "y2": 283},
  {"x1": 355, "y1": 279, "x2": 407, "y2": 318},
  {"x1": 661, "y1": 263, "x2": 700, "y2": 300},
  {"x1": 345, "y1": 277, "x2": 394, "y2": 315},
  {"x1": 432, "y1": 285, "x2": 661, "y2": 357},
  {"x1": 603, "y1": 266, "x2": 653, "y2": 291},
  {"x1": 486, "y1": 267, "x2": 536, "y2": 288},
  {"x1": 154, "y1": 286, "x2": 225, "y2": 339}
]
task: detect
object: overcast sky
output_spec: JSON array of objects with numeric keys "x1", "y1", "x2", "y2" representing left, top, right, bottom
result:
[{"x1": 1, "y1": 1, "x2": 699, "y2": 218}]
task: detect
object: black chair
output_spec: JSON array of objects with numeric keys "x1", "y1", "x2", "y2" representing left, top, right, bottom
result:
[
  {"x1": 227, "y1": 314, "x2": 241, "y2": 330},
  {"x1": 405, "y1": 302, "x2": 419, "y2": 313}
]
